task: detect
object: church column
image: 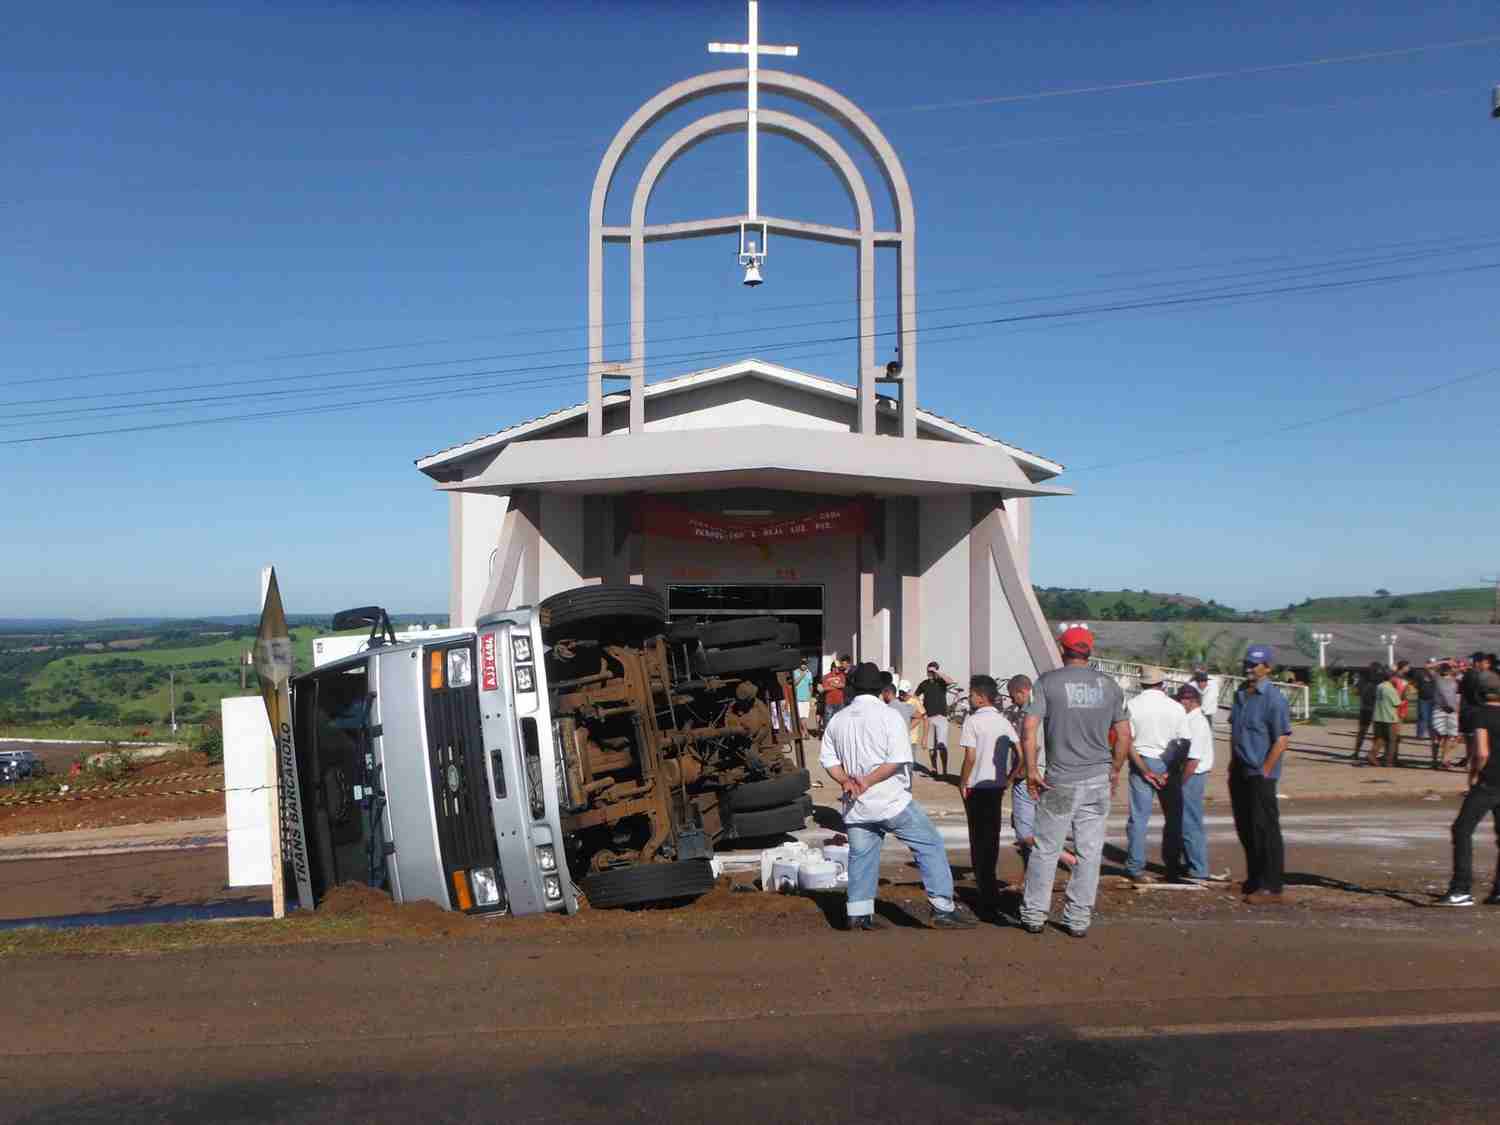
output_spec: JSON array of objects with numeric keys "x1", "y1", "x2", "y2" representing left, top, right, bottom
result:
[
  {"x1": 857, "y1": 234, "x2": 875, "y2": 434},
  {"x1": 476, "y1": 490, "x2": 540, "y2": 618}
]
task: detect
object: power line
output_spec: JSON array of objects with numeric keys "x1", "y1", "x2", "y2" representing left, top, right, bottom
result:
[
  {"x1": 8, "y1": 229, "x2": 1500, "y2": 415},
  {"x1": 6, "y1": 249, "x2": 1499, "y2": 426},
  {"x1": 5, "y1": 257, "x2": 1499, "y2": 446},
  {"x1": 1069, "y1": 366, "x2": 1500, "y2": 474},
  {"x1": 887, "y1": 32, "x2": 1500, "y2": 114}
]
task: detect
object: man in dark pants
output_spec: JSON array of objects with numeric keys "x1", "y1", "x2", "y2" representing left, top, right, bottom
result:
[
  {"x1": 956, "y1": 674, "x2": 1016, "y2": 919},
  {"x1": 1352, "y1": 662, "x2": 1381, "y2": 761},
  {"x1": 1436, "y1": 671, "x2": 1500, "y2": 907},
  {"x1": 1229, "y1": 644, "x2": 1293, "y2": 905}
]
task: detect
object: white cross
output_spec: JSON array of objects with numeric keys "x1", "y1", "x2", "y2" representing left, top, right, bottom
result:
[{"x1": 708, "y1": 1, "x2": 799, "y2": 220}]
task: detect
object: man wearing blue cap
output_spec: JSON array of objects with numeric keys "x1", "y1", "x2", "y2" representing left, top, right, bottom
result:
[{"x1": 1229, "y1": 644, "x2": 1293, "y2": 904}]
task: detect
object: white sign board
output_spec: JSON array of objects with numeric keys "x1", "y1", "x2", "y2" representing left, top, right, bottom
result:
[{"x1": 223, "y1": 695, "x2": 275, "y2": 887}]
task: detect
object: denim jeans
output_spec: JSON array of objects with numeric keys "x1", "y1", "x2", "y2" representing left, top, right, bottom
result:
[
  {"x1": 1416, "y1": 699, "x2": 1434, "y2": 740},
  {"x1": 1166, "y1": 770, "x2": 1209, "y2": 878},
  {"x1": 1021, "y1": 775, "x2": 1112, "y2": 931},
  {"x1": 845, "y1": 800, "x2": 955, "y2": 918},
  {"x1": 1125, "y1": 755, "x2": 1169, "y2": 877},
  {"x1": 1011, "y1": 777, "x2": 1037, "y2": 843}
]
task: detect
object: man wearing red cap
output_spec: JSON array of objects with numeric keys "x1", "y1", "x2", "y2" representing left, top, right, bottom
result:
[{"x1": 1019, "y1": 626, "x2": 1132, "y2": 937}]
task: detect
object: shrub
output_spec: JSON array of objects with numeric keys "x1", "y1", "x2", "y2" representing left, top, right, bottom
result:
[{"x1": 194, "y1": 719, "x2": 224, "y2": 764}]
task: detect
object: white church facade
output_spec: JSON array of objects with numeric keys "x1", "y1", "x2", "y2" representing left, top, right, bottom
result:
[{"x1": 416, "y1": 3, "x2": 1071, "y2": 682}]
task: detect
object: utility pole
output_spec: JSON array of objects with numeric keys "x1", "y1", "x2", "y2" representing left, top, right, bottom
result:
[
  {"x1": 1380, "y1": 633, "x2": 1398, "y2": 668},
  {"x1": 1483, "y1": 575, "x2": 1500, "y2": 625},
  {"x1": 1312, "y1": 632, "x2": 1333, "y2": 669},
  {"x1": 169, "y1": 669, "x2": 177, "y2": 733}
]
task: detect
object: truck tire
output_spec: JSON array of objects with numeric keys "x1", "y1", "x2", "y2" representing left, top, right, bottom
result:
[
  {"x1": 582, "y1": 859, "x2": 716, "y2": 908},
  {"x1": 697, "y1": 617, "x2": 782, "y2": 648},
  {"x1": 726, "y1": 769, "x2": 811, "y2": 812},
  {"x1": 726, "y1": 801, "x2": 810, "y2": 839},
  {"x1": 665, "y1": 621, "x2": 701, "y2": 643},
  {"x1": 539, "y1": 585, "x2": 666, "y2": 640},
  {"x1": 701, "y1": 643, "x2": 800, "y2": 676}
]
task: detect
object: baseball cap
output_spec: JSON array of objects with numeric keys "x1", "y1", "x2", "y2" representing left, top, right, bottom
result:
[
  {"x1": 898, "y1": 678, "x2": 912, "y2": 694},
  {"x1": 1477, "y1": 671, "x2": 1500, "y2": 701},
  {"x1": 1244, "y1": 644, "x2": 1274, "y2": 666},
  {"x1": 1058, "y1": 625, "x2": 1094, "y2": 655}
]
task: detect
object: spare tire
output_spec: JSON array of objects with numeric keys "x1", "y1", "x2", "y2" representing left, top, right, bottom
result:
[
  {"x1": 697, "y1": 617, "x2": 782, "y2": 648},
  {"x1": 725, "y1": 801, "x2": 810, "y2": 840},
  {"x1": 582, "y1": 860, "x2": 716, "y2": 908},
  {"x1": 665, "y1": 621, "x2": 701, "y2": 643},
  {"x1": 701, "y1": 643, "x2": 801, "y2": 676},
  {"x1": 539, "y1": 585, "x2": 666, "y2": 640},
  {"x1": 726, "y1": 769, "x2": 811, "y2": 812}
]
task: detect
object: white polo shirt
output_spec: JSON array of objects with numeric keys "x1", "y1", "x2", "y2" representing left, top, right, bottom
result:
[
  {"x1": 1198, "y1": 676, "x2": 1222, "y2": 719},
  {"x1": 1127, "y1": 688, "x2": 1188, "y2": 759},
  {"x1": 1183, "y1": 707, "x2": 1215, "y2": 773},
  {"x1": 958, "y1": 704, "x2": 1018, "y2": 789},
  {"x1": 820, "y1": 693, "x2": 915, "y2": 824}
]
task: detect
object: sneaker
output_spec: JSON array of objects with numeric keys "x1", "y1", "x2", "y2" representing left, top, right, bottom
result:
[
  {"x1": 1021, "y1": 919, "x2": 1044, "y2": 934},
  {"x1": 1128, "y1": 872, "x2": 1155, "y2": 886},
  {"x1": 1202, "y1": 871, "x2": 1233, "y2": 883},
  {"x1": 1435, "y1": 892, "x2": 1475, "y2": 907},
  {"x1": 931, "y1": 905, "x2": 979, "y2": 930},
  {"x1": 1062, "y1": 924, "x2": 1088, "y2": 939},
  {"x1": 1484, "y1": 893, "x2": 1500, "y2": 906},
  {"x1": 848, "y1": 914, "x2": 883, "y2": 931}
]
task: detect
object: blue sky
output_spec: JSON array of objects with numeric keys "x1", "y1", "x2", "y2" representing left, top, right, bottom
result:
[{"x1": 4, "y1": 0, "x2": 1498, "y2": 618}]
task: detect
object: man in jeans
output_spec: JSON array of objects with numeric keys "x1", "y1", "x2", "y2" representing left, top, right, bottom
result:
[
  {"x1": 821, "y1": 662, "x2": 977, "y2": 931},
  {"x1": 1019, "y1": 626, "x2": 1132, "y2": 938},
  {"x1": 1122, "y1": 667, "x2": 1184, "y2": 885},
  {"x1": 1229, "y1": 644, "x2": 1293, "y2": 904},
  {"x1": 1436, "y1": 670, "x2": 1500, "y2": 906}
]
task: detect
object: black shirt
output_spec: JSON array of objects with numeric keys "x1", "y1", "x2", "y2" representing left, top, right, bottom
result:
[
  {"x1": 1475, "y1": 706, "x2": 1500, "y2": 787},
  {"x1": 1412, "y1": 669, "x2": 1434, "y2": 702},
  {"x1": 1460, "y1": 669, "x2": 1483, "y2": 733},
  {"x1": 917, "y1": 677, "x2": 949, "y2": 718}
]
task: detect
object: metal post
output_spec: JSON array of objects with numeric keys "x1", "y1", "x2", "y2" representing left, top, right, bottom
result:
[
  {"x1": 1380, "y1": 632, "x2": 1397, "y2": 667},
  {"x1": 1313, "y1": 632, "x2": 1333, "y2": 669}
]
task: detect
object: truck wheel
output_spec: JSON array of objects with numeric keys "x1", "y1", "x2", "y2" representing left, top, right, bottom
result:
[
  {"x1": 726, "y1": 769, "x2": 811, "y2": 812},
  {"x1": 582, "y1": 860, "x2": 716, "y2": 908},
  {"x1": 539, "y1": 585, "x2": 666, "y2": 640},
  {"x1": 701, "y1": 643, "x2": 800, "y2": 676},
  {"x1": 696, "y1": 617, "x2": 782, "y2": 648},
  {"x1": 726, "y1": 801, "x2": 810, "y2": 839}
]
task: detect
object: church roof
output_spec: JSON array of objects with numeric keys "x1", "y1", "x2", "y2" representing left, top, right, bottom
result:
[{"x1": 415, "y1": 357, "x2": 1063, "y2": 480}]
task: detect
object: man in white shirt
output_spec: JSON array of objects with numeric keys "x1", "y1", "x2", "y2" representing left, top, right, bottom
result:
[
  {"x1": 1192, "y1": 667, "x2": 1222, "y2": 726},
  {"x1": 821, "y1": 662, "x2": 977, "y2": 931},
  {"x1": 1168, "y1": 682, "x2": 1230, "y2": 883},
  {"x1": 1124, "y1": 668, "x2": 1188, "y2": 885},
  {"x1": 957, "y1": 674, "x2": 1018, "y2": 918}
]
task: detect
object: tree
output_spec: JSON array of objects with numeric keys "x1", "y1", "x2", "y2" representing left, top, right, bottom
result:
[
  {"x1": 1375, "y1": 588, "x2": 1391, "y2": 598},
  {"x1": 1293, "y1": 624, "x2": 1319, "y2": 662}
]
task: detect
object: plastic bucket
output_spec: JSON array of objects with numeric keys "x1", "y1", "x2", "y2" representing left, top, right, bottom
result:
[
  {"x1": 821, "y1": 844, "x2": 849, "y2": 874},
  {"x1": 771, "y1": 859, "x2": 802, "y2": 892},
  {"x1": 798, "y1": 859, "x2": 840, "y2": 891}
]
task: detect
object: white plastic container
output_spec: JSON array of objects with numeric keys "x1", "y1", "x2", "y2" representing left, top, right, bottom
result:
[
  {"x1": 771, "y1": 859, "x2": 802, "y2": 892},
  {"x1": 798, "y1": 859, "x2": 840, "y2": 891},
  {"x1": 821, "y1": 844, "x2": 849, "y2": 874}
]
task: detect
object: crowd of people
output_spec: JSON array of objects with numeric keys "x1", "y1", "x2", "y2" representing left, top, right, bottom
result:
[
  {"x1": 1353, "y1": 653, "x2": 1498, "y2": 770},
  {"x1": 814, "y1": 628, "x2": 1500, "y2": 930}
]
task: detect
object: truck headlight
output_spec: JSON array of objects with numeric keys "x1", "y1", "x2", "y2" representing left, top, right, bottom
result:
[
  {"x1": 543, "y1": 875, "x2": 563, "y2": 900},
  {"x1": 447, "y1": 647, "x2": 474, "y2": 688},
  {"x1": 470, "y1": 866, "x2": 501, "y2": 907},
  {"x1": 511, "y1": 635, "x2": 533, "y2": 664},
  {"x1": 535, "y1": 845, "x2": 556, "y2": 872}
]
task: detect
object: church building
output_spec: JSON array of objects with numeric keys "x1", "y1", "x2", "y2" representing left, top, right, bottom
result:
[{"x1": 416, "y1": 3, "x2": 1070, "y2": 681}]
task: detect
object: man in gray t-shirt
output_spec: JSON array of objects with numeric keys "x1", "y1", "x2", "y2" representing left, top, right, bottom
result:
[{"x1": 1018, "y1": 627, "x2": 1133, "y2": 936}]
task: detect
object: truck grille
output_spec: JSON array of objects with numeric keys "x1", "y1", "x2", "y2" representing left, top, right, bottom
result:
[{"x1": 425, "y1": 671, "x2": 501, "y2": 906}]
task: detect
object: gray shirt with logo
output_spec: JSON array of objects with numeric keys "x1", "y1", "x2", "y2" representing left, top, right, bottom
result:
[{"x1": 1024, "y1": 665, "x2": 1127, "y2": 786}]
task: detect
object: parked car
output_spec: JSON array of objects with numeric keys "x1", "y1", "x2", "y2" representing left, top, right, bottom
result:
[
  {"x1": 287, "y1": 585, "x2": 811, "y2": 917},
  {"x1": 0, "y1": 749, "x2": 44, "y2": 784}
]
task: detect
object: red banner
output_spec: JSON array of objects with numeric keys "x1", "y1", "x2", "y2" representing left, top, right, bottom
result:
[{"x1": 639, "y1": 499, "x2": 867, "y2": 544}]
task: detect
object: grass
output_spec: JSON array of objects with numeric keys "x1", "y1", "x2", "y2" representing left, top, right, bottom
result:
[{"x1": 1271, "y1": 587, "x2": 1495, "y2": 624}]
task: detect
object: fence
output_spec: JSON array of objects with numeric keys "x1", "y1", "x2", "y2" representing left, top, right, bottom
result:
[{"x1": 1089, "y1": 657, "x2": 1311, "y2": 722}]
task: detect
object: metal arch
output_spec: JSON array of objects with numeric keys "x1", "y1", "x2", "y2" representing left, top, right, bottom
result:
[
  {"x1": 616, "y1": 108, "x2": 879, "y2": 435},
  {"x1": 587, "y1": 67, "x2": 917, "y2": 439}
]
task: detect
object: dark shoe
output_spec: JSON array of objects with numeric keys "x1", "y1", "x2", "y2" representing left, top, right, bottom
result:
[
  {"x1": 1484, "y1": 892, "x2": 1500, "y2": 906},
  {"x1": 1062, "y1": 924, "x2": 1088, "y2": 939},
  {"x1": 1239, "y1": 880, "x2": 1261, "y2": 896},
  {"x1": 848, "y1": 915, "x2": 883, "y2": 931},
  {"x1": 1242, "y1": 890, "x2": 1286, "y2": 906},
  {"x1": 1128, "y1": 872, "x2": 1155, "y2": 886},
  {"x1": 1021, "y1": 919, "x2": 1044, "y2": 934},
  {"x1": 931, "y1": 905, "x2": 979, "y2": 930}
]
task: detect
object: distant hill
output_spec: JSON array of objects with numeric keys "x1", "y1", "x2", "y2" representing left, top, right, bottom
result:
[
  {"x1": 1256, "y1": 587, "x2": 1495, "y2": 625},
  {"x1": 1033, "y1": 587, "x2": 1240, "y2": 623},
  {"x1": 0, "y1": 613, "x2": 446, "y2": 635}
]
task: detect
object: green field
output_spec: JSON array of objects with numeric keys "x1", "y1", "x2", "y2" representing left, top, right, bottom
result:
[
  {"x1": 1267, "y1": 587, "x2": 1495, "y2": 624},
  {"x1": 4, "y1": 627, "x2": 328, "y2": 734},
  {"x1": 1034, "y1": 587, "x2": 1236, "y2": 623}
]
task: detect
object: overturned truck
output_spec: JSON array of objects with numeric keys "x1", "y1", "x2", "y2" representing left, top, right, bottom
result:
[{"x1": 289, "y1": 585, "x2": 812, "y2": 916}]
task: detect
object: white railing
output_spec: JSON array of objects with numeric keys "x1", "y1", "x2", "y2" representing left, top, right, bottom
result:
[{"x1": 1089, "y1": 657, "x2": 1311, "y2": 722}]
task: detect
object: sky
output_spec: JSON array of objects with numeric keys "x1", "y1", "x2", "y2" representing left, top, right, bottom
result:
[{"x1": 4, "y1": 0, "x2": 1499, "y2": 618}]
